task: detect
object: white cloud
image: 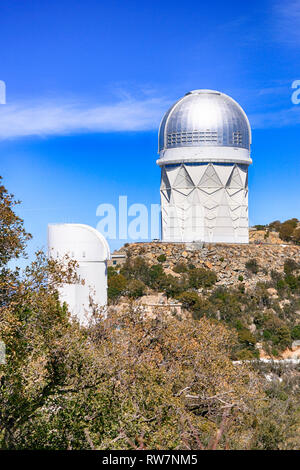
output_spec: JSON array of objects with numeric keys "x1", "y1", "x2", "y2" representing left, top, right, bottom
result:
[
  {"x1": 0, "y1": 96, "x2": 169, "y2": 140},
  {"x1": 273, "y1": 0, "x2": 300, "y2": 44},
  {"x1": 0, "y1": 89, "x2": 299, "y2": 141},
  {"x1": 249, "y1": 105, "x2": 300, "y2": 129}
]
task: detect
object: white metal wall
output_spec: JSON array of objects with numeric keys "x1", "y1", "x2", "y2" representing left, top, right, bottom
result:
[
  {"x1": 160, "y1": 163, "x2": 249, "y2": 243},
  {"x1": 48, "y1": 224, "x2": 110, "y2": 324}
]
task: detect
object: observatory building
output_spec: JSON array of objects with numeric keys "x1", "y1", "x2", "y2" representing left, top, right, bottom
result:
[
  {"x1": 48, "y1": 223, "x2": 110, "y2": 324},
  {"x1": 157, "y1": 90, "x2": 252, "y2": 243}
]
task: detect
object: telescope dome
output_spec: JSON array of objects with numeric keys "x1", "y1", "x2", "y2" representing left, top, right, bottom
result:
[{"x1": 158, "y1": 89, "x2": 251, "y2": 153}]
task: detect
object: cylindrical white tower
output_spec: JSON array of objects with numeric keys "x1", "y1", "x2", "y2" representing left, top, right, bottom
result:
[
  {"x1": 48, "y1": 224, "x2": 110, "y2": 324},
  {"x1": 157, "y1": 89, "x2": 252, "y2": 243}
]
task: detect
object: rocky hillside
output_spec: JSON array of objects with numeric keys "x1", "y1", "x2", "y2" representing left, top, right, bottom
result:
[
  {"x1": 116, "y1": 241, "x2": 300, "y2": 290},
  {"x1": 109, "y1": 241, "x2": 300, "y2": 361}
]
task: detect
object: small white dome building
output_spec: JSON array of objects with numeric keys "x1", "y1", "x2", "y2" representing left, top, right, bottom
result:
[
  {"x1": 157, "y1": 89, "x2": 252, "y2": 243},
  {"x1": 48, "y1": 223, "x2": 110, "y2": 324}
]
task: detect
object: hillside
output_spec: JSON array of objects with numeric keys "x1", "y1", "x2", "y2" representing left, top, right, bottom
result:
[{"x1": 109, "y1": 241, "x2": 300, "y2": 361}]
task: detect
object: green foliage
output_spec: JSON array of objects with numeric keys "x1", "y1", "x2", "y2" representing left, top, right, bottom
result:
[
  {"x1": 276, "y1": 279, "x2": 286, "y2": 291},
  {"x1": 173, "y1": 262, "x2": 188, "y2": 273},
  {"x1": 160, "y1": 275, "x2": 187, "y2": 298},
  {"x1": 107, "y1": 266, "x2": 117, "y2": 277},
  {"x1": 209, "y1": 287, "x2": 242, "y2": 323},
  {"x1": 285, "y1": 274, "x2": 299, "y2": 291},
  {"x1": 177, "y1": 291, "x2": 203, "y2": 317},
  {"x1": 0, "y1": 177, "x2": 32, "y2": 266},
  {"x1": 238, "y1": 328, "x2": 256, "y2": 347},
  {"x1": 293, "y1": 228, "x2": 300, "y2": 244},
  {"x1": 157, "y1": 254, "x2": 166, "y2": 263},
  {"x1": 291, "y1": 325, "x2": 300, "y2": 340},
  {"x1": 108, "y1": 274, "x2": 128, "y2": 300},
  {"x1": 1, "y1": 177, "x2": 300, "y2": 450},
  {"x1": 235, "y1": 348, "x2": 258, "y2": 360},
  {"x1": 245, "y1": 258, "x2": 259, "y2": 274},
  {"x1": 238, "y1": 275, "x2": 244, "y2": 282},
  {"x1": 268, "y1": 220, "x2": 281, "y2": 232},
  {"x1": 120, "y1": 257, "x2": 151, "y2": 284},
  {"x1": 279, "y1": 219, "x2": 298, "y2": 242},
  {"x1": 148, "y1": 264, "x2": 165, "y2": 289},
  {"x1": 188, "y1": 267, "x2": 217, "y2": 289},
  {"x1": 284, "y1": 258, "x2": 299, "y2": 274},
  {"x1": 126, "y1": 279, "x2": 146, "y2": 299}
]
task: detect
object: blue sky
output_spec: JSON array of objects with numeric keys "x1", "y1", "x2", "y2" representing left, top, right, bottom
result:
[{"x1": 0, "y1": 0, "x2": 300, "y2": 259}]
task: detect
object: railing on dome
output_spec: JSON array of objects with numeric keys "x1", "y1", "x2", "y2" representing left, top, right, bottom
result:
[{"x1": 166, "y1": 130, "x2": 245, "y2": 149}]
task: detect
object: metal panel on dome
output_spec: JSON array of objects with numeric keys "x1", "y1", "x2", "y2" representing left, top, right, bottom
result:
[{"x1": 158, "y1": 90, "x2": 251, "y2": 152}]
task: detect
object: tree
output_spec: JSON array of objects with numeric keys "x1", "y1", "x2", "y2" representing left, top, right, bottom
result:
[
  {"x1": 0, "y1": 177, "x2": 31, "y2": 267},
  {"x1": 279, "y1": 219, "x2": 298, "y2": 242},
  {"x1": 293, "y1": 228, "x2": 300, "y2": 245},
  {"x1": 107, "y1": 274, "x2": 128, "y2": 300},
  {"x1": 126, "y1": 279, "x2": 146, "y2": 298}
]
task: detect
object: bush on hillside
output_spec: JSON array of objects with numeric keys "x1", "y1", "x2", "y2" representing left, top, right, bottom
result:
[
  {"x1": 246, "y1": 258, "x2": 259, "y2": 274},
  {"x1": 188, "y1": 267, "x2": 217, "y2": 289}
]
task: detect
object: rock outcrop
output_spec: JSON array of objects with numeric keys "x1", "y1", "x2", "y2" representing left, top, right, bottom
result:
[{"x1": 114, "y1": 241, "x2": 300, "y2": 290}]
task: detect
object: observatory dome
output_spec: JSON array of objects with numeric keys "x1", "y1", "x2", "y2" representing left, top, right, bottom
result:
[{"x1": 158, "y1": 90, "x2": 251, "y2": 165}]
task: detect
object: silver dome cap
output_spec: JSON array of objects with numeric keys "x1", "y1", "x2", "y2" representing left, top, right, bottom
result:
[{"x1": 158, "y1": 90, "x2": 251, "y2": 153}]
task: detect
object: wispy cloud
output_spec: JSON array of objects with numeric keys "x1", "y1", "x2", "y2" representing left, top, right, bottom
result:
[
  {"x1": 0, "y1": 87, "x2": 299, "y2": 140},
  {"x1": 273, "y1": 0, "x2": 300, "y2": 45},
  {"x1": 249, "y1": 105, "x2": 300, "y2": 129},
  {"x1": 0, "y1": 95, "x2": 169, "y2": 140}
]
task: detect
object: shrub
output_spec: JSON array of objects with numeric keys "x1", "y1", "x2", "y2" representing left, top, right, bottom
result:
[
  {"x1": 285, "y1": 274, "x2": 299, "y2": 291},
  {"x1": 235, "y1": 349, "x2": 258, "y2": 360},
  {"x1": 108, "y1": 274, "x2": 128, "y2": 300},
  {"x1": 245, "y1": 258, "x2": 259, "y2": 274},
  {"x1": 279, "y1": 219, "x2": 298, "y2": 241},
  {"x1": 126, "y1": 279, "x2": 146, "y2": 299},
  {"x1": 177, "y1": 291, "x2": 203, "y2": 317},
  {"x1": 188, "y1": 268, "x2": 217, "y2": 289},
  {"x1": 293, "y1": 227, "x2": 300, "y2": 244},
  {"x1": 121, "y1": 257, "x2": 151, "y2": 285},
  {"x1": 238, "y1": 328, "x2": 256, "y2": 347},
  {"x1": 107, "y1": 266, "x2": 118, "y2": 277},
  {"x1": 291, "y1": 325, "x2": 300, "y2": 340},
  {"x1": 209, "y1": 287, "x2": 242, "y2": 322},
  {"x1": 238, "y1": 275, "x2": 244, "y2": 282},
  {"x1": 161, "y1": 275, "x2": 187, "y2": 298},
  {"x1": 149, "y1": 264, "x2": 166, "y2": 288},
  {"x1": 271, "y1": 348, "x2": 279, "y2": 357},
  {"x1": 157, "y1": 254, "x2": 166, "y2": 263},
  {"x1": 263, "y1": 330, "x2": 272, "y2": 340},
  {"x1": 284, "y1": 258, "x2": 299, "y2": 274},
  {"x1": 268, "y1": 220, "x2": 281, "y2": 232},
  {"x1": 272, "y1": 326, "x2": 291, "y2": 350},
  {"x1": 173, "y1": 262, "x2": 188, "y2": 273},
  {"x1": 276, "y1": 279, "x2": 286, "y2": 291}
]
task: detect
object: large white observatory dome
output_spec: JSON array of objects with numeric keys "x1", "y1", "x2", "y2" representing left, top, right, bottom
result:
[
  {"x1": 158, "y1": 90, "x2": 252, "y2": 166},
  {"x1": 157, "y1": 89, "x2": 252, "y2": 244}
]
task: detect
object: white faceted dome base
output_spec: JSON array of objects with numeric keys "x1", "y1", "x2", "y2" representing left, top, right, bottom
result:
[{"x1": 160, "y1": 163, "x2": 249, "y2": 244}]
